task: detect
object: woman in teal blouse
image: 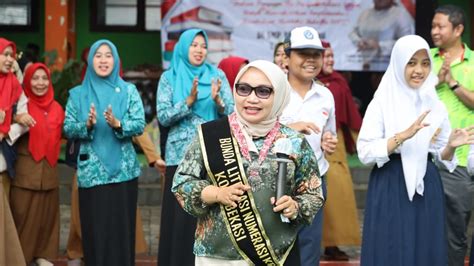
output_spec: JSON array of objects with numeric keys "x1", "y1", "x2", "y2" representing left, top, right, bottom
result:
[
  {"x1": 156, "y1": 29, "x2": 234, "y2": 266},
  {"x1": 63, "y1": 39, "x2": 145, "y2": 266}
]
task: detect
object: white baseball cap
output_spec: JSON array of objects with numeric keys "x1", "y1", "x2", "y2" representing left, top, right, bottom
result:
[{"x1": 284, "y1": 26, "x2": 324, "y2": 51}]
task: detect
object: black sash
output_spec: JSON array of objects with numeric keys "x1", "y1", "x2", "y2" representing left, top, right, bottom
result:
[{"x1": 198, "y1": 117, "x2": 282, "y2": 265}]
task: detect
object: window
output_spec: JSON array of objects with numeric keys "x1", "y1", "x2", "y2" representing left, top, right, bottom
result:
[
  {"x1": 145, "y1": 0, "x2": 160, "y2": 31},
  {"x1": 0, "y1": 0, "x2": 38, "y2": 31},
  {"x1": 91, "y1": 0, "x2": 161, "y2": 32}
]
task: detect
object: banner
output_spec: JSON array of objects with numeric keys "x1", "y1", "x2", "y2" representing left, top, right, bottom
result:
[{"x1": 161, "y1": 0, "x2": 415, "y2": 71}]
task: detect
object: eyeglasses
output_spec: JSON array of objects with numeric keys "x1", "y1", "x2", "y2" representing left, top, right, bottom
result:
[{"x1": 235, "y1": 83, "x2": 274, "y2": 99}]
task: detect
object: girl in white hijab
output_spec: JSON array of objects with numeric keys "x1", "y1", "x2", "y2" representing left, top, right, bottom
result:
[
  {"x1": 358, "y1": 35, "x2": 474, "y2": 265},
  {"x1": 171, "y1": 60, "x2": 324, "y2": 265}
]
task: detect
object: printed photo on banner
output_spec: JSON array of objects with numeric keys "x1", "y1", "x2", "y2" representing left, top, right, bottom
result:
[{"x1": 161, "y1": 0, "x2": 415, "y2": 71}]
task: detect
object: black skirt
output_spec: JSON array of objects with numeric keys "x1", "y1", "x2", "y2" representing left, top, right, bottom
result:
[{"x1": 79, "y1": 178, "x2": 138, "y2": 266}]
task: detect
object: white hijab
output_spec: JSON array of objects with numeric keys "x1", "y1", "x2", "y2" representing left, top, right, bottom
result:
[
  {"x1": 374, "y1": 35, "x2": 447, "y2": 201},
  {"x1": 233, "y1": 60, "x2": 291, "y2": 138}
]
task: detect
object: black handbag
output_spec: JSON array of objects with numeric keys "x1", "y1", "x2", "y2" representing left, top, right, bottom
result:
[{"x1": 65, "y1": 139, "x2": 80, "y2": 169}]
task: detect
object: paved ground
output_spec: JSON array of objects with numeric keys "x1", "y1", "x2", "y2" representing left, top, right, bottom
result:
[
  {"x1": 57, "y1": 206, "x2": 474, "y2": 265},
  {"x1": 55, "y1": 205, "x2": 474, "y2": 265},
  {"x1": 57, "y1": 204, "x2": 364, "y2": 265}
]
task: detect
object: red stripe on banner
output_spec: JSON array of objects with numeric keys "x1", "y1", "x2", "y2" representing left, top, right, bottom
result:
[{"x1": 161, "y1": 0, "x2": 178, "y2": 19}]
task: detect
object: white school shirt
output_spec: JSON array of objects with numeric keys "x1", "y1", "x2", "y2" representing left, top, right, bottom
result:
[
  {"x1": 280, "y1": 81, "x2": 336, "y2": 176},
  {"x1": 0, "y1": 92, "x2": 29, "y2": 173},
  {"x1": 357, "y1": 99, "x2": 457, "y2": 182}
]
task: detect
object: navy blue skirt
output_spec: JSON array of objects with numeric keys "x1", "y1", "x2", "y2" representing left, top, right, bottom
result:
[{"x1": 361, "y1": 155, "x2": 447, "y2": 266}]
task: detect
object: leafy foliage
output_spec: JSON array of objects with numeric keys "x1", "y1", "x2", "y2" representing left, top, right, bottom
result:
[{"x1": 43, "y1": 49, "x2": 83, "y2": 108}]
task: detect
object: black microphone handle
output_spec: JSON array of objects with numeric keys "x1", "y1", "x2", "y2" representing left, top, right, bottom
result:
[{"x1": 276, "y1": 160, "x2": 287, "y2": 201}]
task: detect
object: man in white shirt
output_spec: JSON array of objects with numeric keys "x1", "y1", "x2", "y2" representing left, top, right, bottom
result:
[{"x1": 280, "y1": 26, "x2": 338, "y2": 266}]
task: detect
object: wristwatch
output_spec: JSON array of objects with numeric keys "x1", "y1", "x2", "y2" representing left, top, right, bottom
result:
[{"x1": 450, "y1": 82, "x2": 460, "y2": 91}]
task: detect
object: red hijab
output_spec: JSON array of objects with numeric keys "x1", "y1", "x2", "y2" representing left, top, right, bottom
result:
[
  {"x1": 0, "y1": 38, "x2": 22, "y2": 135},
  {"x1": 23, "y1": 63, "x2": 65, "y2": 166},
  {"x1": 318, "y1": 41, "x2": 362, "y2": 153},
  {"x1": 218, "y1": 56, "x2": 249, "y2": 90}
]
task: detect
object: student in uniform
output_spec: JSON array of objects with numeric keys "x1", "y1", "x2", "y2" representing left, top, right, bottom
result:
[{"x1": 358, "y1": 35, "x2": 474, "y2": 266}]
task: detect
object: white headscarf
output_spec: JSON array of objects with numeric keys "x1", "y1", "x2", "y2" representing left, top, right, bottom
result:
[
  {"x1": 233, "y1": 60, "x2": 291, "y2": 137},
  {"x1": 374, "y1": 35, "x2": 447, "y2": 201}
]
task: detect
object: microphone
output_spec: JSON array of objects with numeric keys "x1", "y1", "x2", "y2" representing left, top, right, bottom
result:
[
  {"x1": 274, "y1": 139, "x2": 293, "y2": 202},
  {"x1": 274, "y1": 138, "x2": 293, "y2": 223}
]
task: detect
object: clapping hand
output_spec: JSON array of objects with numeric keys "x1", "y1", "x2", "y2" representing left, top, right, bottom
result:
[
  {"x1": 212, "y1": 78, "x2": 225, "y2": 110},
  {"x1": 186, "y1": 77, "x2": 199, "y2": 107},
  {"x1": 104, "y1": 104, "x2": 121, "y2": 129},
  {"x1": 437, "y1": 53, "x2": 459, "y2": 87},
  {"x1": 437, "y1": 54, "x2": 452, "y2": 85},
  {"x1": 211, "y1": 77, "x2": 223, "y2": 100},
  {"x1": 86, "y1": 103, "x2": 97, "y2": 130}
]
